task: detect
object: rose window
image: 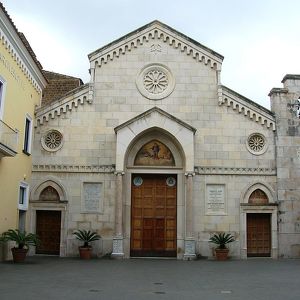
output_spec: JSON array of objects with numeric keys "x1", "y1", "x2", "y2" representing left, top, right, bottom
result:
[
  {"x1": 143, "y1": 70, "x2": 168, "y2": 94},
  {"x1": 41, "y1": 130, "x2": 63, "y2": 152},
  {"x1": 136, "y1": 64, "x2": 175, "y2": 100},
  {"x1": 246, "y1": 133, "x2": 267, "y2": 155}
]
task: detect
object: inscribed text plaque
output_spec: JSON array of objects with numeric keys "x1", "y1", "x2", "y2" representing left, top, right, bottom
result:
[
  {"x1": 82, "y1": 183, "x2": 102, "y2": 213},
  {"x1": 206, "y1": 184, "x2": 226, "y2": 215}
]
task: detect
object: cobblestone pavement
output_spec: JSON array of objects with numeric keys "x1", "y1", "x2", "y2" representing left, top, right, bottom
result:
[{"x1": 1, "y1": 257, "x2": 300, "y2": 300}]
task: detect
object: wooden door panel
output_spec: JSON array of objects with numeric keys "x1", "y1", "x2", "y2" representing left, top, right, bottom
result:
[
  {"x1": 247, "y1": 214, "x2": 271, "y2": 257},
  {"x1": 131, "y1": 174, "x2": 177, "y2": 257},
  {"x1": 36, "y1": 210, "x2": 61, "y2": 255}
]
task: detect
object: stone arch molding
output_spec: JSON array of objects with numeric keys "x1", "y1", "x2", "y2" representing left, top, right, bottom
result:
[
  {"x1": 127, "y1": 130, "x2": 183, "y2": 168},
  {"x1": 114, "y1": 107, "x2": 196, "y2": 172},
  {"x1": 30, "y1": 176, "x2": 67, "y2": 202},
  {"x1": 241, "y1": 182, "x2": 276, "y2": 204}
]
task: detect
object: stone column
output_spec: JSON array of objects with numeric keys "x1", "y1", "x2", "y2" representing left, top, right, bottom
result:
[
  {"x1": 184, "y1": 172, "x2": 196, "y2": 260},
  {"x1": 111, "y1": 171, "x2": 124, "y2": 258}
]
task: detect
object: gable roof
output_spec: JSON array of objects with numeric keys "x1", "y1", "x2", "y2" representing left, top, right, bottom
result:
[
  {"x1": 88, "y1": 20, "x2": 224, "y2": 70},
  {"x1": 42, "y1": 71, "x2": 83, "y2": 106}
]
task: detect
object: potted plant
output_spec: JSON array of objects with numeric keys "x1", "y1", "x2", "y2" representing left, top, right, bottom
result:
[
  {"x1": 73, "y1": 229, "x2": 100, "y2": 259},
  {"x1": 2, "y1": 229, "x2": 39, "y2": 263},
  {"x1": 209, "y1": 232, "x2": 235, "y2": 261}
]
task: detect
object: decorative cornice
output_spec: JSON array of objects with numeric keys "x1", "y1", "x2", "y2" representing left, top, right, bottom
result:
[
  {"x1": 35, "y1": 84, "x2": 90, "y2": 127},
  {"x1": 194, "y1": 166, "x2": 276, "y2": 175},
  {"x1": 0, "y1": 14, "x2": 47, "y2": 93},
  {"x1": 219, "y1": 86, "x2": 276, "y2": 131},
  {"x1": 268, "y1": 88, "x2": 288, "y2": 97},
  {"x1": 32, "y1": 164, "x2": 275, "y2": 175},
  {"x1": 89, "y1": 21, "x2": 223, "y2": 71},
  {"x1": 32, "y1": 164, "x2": 115, "y2": 173},
  {"x1": 281, "y1": 74, "x2": 300, "y2": 83}
]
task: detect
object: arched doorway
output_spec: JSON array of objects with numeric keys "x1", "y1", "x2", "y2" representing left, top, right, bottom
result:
[
  {"x1": 125, "y1": 131, "x2": 184, "y2": 257},
  {"x1": 247, "y1": 189, "x2": 271, "y2": 257},
  {"x1": 30, "y1": 179, "x2": 68, "y2": 256},
  {"x1": 240, "y1": 183, "x2": 278, "y2": 259},
  {"x1": 36, "y1": 210, "x2": 61, "y2": 255},
  {"x1": 36, "y1": 186, "x2": 61, "y2": 255},
  {"x1": 113, "y1": 107, "x2": 196, "y2": 258}
]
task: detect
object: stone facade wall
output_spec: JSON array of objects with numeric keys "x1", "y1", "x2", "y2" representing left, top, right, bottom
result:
[
  {"x1": 270, "y1": 75, "x2": 300, "y2": 258},
  {"x1": 31, "y1": 28, "x2": 278, "y2": 258}
]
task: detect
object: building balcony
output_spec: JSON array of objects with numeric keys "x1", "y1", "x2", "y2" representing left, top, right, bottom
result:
[{"x1": 0, "y1": 120, "x2": 18, "y2": 157}]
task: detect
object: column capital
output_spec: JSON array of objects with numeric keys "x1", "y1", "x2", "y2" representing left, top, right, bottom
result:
[
  {"x1": 185, "y1": 172, "x2": 195, "y2": 177},
  {"x1": 114, "y1": 171, "x2": 125, "y2": 176}
]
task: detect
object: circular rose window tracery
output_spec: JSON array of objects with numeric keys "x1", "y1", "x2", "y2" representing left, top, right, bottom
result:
[
  {"x1": 136, "y1": 64, "x2": 175, "y2": 100},
  {"x1": 246, "y1": 133, "x2": 267, "y2": 155},
  {"x1": 41, "y1": 130, "x2": 63, "y2": 152},
  {"x1": 143, "y1": 70, "x2": 168, "y2": 94}
]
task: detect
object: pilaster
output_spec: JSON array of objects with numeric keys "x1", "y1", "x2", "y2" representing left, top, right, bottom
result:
[
  {"x1": 184, "y1": 172, "x2": 196, "y2": 260},
  {"x1": 111, "y1": 171, "x2": 125, "y2": 258}
]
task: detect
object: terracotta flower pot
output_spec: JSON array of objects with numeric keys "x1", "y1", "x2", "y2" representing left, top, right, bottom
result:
[
  {"x1": 215, "y1": 248, "x2": 229, "y2": 261},
  {"x1": 11, "y1": 248, "x2": 28, "y2": 263},
  {"x1": 78, "y1": 247, "x2": 92, "y2": 259}
]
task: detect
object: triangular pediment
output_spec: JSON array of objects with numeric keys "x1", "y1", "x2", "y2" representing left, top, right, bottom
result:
[
  {"x1": 114, "y1": 106, "x2": 196, "y2": 134},
  {"x1": 88, "y1": 20, "x2": 223, "y2": 70},
  {"x1": 114, "y1": 107, "x2": 196, "y2": 172}
]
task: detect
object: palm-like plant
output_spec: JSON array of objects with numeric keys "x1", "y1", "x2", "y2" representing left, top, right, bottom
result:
[
  {"x1": 0, "y1": 233, "x2": 5, "y2": 243},
  {"x1": 209, "y1": 232, "x2": 235, "y2": 249},
  {"x1": 3, "y1": 229, "x2": 39, "y2": 249},
  {"x1": 73, "y1": 229, "x2": 100, "y2": 248}
]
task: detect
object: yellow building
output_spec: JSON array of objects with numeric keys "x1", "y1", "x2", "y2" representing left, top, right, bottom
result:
[{"x1": 0, "y1": 3, "x2": 47, "y2": 260}]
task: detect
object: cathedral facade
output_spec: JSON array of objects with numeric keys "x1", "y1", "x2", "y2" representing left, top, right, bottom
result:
[{"x1": 29, "y1": 21, "x2": 300, "y2": 259}]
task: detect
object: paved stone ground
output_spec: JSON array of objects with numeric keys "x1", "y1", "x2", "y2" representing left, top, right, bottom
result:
[{"x1": 0, "y1": 257, "x2": 300, "y2": 300}]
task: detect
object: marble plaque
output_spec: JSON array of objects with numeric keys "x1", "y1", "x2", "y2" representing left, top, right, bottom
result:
[
  {"x1": 184, "y1": 240, "x2": 196, "y2": 255},
  {"x1": 112, "y1": 238, "x2": 124, "y2": 256},
  {"x1": 206, "y1": 184, "x2": 226, "y2": 215},
  {"x1": 82, "y1": 183, "x2": 102, "y2": 213}
]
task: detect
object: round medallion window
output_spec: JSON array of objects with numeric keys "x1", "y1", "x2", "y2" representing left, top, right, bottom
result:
[
  {"x1": 136, "y1": 64, "x2": 175, "y2": 100},
  {"x1": 41, "y1": 130, "x2": 63, "y2": 152},
  {"x1": 246, "y1": 133, "x2": 267, "y2": 155}
]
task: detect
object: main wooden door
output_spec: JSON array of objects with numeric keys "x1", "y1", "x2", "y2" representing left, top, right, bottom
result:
[
  {"x1": 131, "y1": 174, "x2": 177, "y2": 257},
  {"x1": 247, "y1": 213, "x2": 271, "y2": 257},
  {"x1": 36, "y1": 210, "x2": 61, "y2": 255}
]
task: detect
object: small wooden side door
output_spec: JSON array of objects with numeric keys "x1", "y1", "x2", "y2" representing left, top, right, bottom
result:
[
  {"x1": 247, "y1": 213, "x2": 271, "y2": 257},
  {"x1": 36, "y1": 210, "x2": 61, "y2": 255}
]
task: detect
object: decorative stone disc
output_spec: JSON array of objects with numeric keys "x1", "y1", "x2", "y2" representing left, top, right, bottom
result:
[
  {"x1": 41, "y1": 130, "x2": 63, "y2": 152},
  {"x1": 246, "y1": 133, "x2": 267, "y2": 155},
  {"x1": 136, "y1": 64, "x2": 175, "y2": 100}
]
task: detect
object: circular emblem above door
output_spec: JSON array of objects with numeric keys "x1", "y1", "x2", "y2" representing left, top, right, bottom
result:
[
  {"x1": 133, "y1": 176, "x2": 143, "y2": 186},
  {"x1": 166, "y1": 177, "x2": 176, "y2": 187},
  {"x1": 136, "y1": 64, "x2": 175, "y2": 100}
]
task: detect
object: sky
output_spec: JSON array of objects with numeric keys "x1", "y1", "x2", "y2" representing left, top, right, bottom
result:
[{"x1": 3, "y1": 0, "x2": 300, "y2": 109}]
